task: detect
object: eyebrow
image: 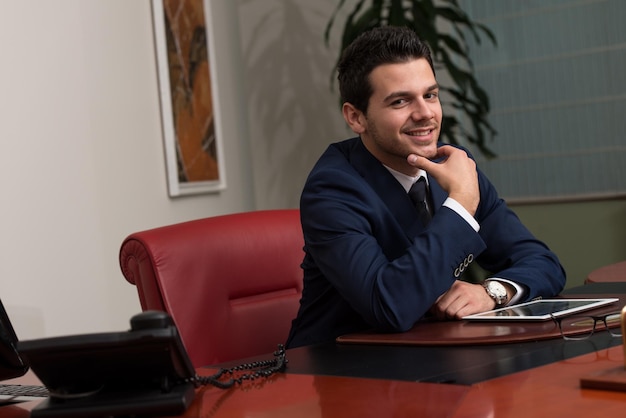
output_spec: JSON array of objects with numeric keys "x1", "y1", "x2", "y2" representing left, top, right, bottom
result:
[{"x1": 383, "y1": 83, "x2": 440, "y2": 103}]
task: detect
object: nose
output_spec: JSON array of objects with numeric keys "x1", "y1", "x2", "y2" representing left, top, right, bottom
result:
[{"x1": 411, "y1": 99, "x2": 435, "y2": 121}]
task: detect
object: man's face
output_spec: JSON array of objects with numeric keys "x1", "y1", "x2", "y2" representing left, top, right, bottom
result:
[{"x1": 348, "y1": 58, "x2": 442, "y2": 175}]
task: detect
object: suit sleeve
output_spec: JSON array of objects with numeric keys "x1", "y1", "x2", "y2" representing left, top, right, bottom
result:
[{"x1": 472, "y1": 169, "x2": 566, "y2": 301}]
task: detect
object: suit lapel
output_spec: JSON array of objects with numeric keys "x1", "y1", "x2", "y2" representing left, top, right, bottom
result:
[{"x1": 350, "y1": 140, "x2": 427, "y2": 235}]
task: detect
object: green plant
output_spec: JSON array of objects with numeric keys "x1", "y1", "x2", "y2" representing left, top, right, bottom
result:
[{"x1": 325, "y1": 0, "x2": 497, "y2": 158}]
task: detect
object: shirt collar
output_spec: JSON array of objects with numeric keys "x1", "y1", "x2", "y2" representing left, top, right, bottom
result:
[{"x1": 384, "y1": 165, "x2": 428, "y2": 193}]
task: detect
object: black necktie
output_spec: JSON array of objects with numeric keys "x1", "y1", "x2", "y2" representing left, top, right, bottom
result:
[{"x1": 408, "y1": 177, "x2": 432, "y2": 225}]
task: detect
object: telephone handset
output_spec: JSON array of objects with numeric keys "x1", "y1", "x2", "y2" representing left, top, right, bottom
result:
[{"x1": 17, "y1": 311, "x2": 197, "y2": 418}]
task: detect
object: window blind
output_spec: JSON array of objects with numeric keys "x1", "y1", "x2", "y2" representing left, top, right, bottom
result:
[{"x1": 458, "y1": 0, "x2": 626, "y2": 203}]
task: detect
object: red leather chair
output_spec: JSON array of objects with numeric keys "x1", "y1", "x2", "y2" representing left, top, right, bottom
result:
[{"x1": 119, "y1": 209, "x2": 304, "y2": 367}]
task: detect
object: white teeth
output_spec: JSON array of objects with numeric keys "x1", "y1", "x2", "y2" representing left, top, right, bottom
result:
[{"x1": 409, "y1": 130, "x2": 430, "y2": 136}]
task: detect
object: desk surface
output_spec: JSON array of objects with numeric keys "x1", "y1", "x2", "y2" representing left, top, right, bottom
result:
[
  {"x1": 280, "y1": 282, "x2": 626, "y2": 384},
  {"x1": 191, "y1": 346, "x2": 626, "y2": 417},
  {"x1": 3, "y1": 282, "x2": 626, "y2": 417},
  {"x1": 5, "y1": 347, "x2": 626, "y2": 418},
  {"x1": 284, "y1": 330, "x2": 623, "y2": 385}
]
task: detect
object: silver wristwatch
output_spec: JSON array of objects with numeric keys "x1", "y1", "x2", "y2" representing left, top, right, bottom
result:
[{"x1": 484, "y1": 281, "x2": 508, "y2": 307}]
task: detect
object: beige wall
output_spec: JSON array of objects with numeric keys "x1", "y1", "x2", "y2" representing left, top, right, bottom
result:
[
  {"x1": 0, "y1": 1, "x2": 253, "y2": 338},
  {"x1": 512, "y1": 199, "x2": 626, "y2": 289},
  {"x1": 1, "y1": 0, "x2": 623, "y2": 340}
]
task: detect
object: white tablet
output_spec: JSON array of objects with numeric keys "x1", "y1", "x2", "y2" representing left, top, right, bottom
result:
[{"x1": 462, "y1": 298, "x2": 620, "y2": 321}]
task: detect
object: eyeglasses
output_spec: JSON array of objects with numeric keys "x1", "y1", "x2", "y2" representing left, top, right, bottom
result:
[{"x1": 551, "y1": 312, "x2": 623, "y2": 341}]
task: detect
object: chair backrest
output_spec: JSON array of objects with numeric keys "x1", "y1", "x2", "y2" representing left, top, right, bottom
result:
[{"x1": 119, "y1": 209, "x2": 304, "y2": 367}]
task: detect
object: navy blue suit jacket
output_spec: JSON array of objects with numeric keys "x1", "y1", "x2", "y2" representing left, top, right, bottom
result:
[{"x1": 286, "y1": 137, "x2": 565, "y2": 348}]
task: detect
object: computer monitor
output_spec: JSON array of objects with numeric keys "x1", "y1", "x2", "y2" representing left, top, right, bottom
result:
[{"x1": 0, "y1": 298, "x2": 28, "y2": 381}]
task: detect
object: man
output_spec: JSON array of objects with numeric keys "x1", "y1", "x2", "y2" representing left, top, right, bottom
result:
[{"x1": 285, "y1": 26, "x2": 565, "y2": 349}]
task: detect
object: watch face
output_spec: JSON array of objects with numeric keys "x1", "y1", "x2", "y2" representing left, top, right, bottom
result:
[
  {"x1": 488, "y1": 282, "x2": 506, "y2": 297},
  {"x1": 486, "y1": 282, "x2": 507, "y2": 304}
]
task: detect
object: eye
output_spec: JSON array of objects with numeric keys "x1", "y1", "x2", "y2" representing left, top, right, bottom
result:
[
  {"x1": 425, "y1": 92, "x2": 439, "y2": 100},
  {"x1": 390, "y1": 98, "x2": 409, "y2": 107}
]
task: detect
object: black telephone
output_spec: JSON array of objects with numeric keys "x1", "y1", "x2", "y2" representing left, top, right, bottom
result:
[{"x1": 17, "y1": 311, "x2": 196, "y2": 418}]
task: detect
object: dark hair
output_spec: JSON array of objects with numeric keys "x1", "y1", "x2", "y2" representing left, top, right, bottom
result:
[{"x1": 337, "y1": 26, "x2": 435, "y2": 114}]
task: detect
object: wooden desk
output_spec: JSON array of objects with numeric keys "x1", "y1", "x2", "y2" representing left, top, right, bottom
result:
[
  {"x1": 280, "y1": 283, "x2": 626, "y2": 384},
  {"x1": 7, "y1": 348, "x2": 624, "y2": 417},
  {"x1": 184, "y1": 346, "x2": 626, "y2": 417},
  {"x1": 456, "y1": 345, "x2": 626, "y2": 417},
  {"x1": 1, "y1": 375, "x2": 467, "y2": 418},
  {"x1": 3, "y1": 282, "x2": 625, "y2": 417},
  {"x1": 178, "y1": 372, "x2": 470, "y2": 417}
]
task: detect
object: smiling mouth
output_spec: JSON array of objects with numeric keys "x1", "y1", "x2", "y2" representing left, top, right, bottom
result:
[
  {"x1": 409, "y1": 130, "x2": 431, "y2": 136},
  {"x1": 405, "y1": 128, "x2": 434, "y2": 137}
]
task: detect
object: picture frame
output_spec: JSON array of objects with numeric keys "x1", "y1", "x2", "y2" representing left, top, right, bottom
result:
[{"x1": 151, "y1": 0, "x2": 226, "y2": 197}]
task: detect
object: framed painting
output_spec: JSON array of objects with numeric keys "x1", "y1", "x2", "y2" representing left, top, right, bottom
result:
[{"x1": 152, "y1": 0, "x2": 226, "y2": 197}]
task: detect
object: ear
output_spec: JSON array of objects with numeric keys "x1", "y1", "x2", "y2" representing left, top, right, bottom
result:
[{"x1": 342, "y1": 102, "x2": 366, "y2": 134}]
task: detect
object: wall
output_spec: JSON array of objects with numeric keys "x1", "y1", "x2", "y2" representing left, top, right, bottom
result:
[
  {"x1": 237, "y1": 0, "x2": 350, "y2": 209},
  {"x1": 1, "y1": 0, "x2": 623, "y2": 341},
  {"x1": 0, "y1": 0, "x2": 253, "y2": 339},
  {"x1": 513, "y1": 199, "x2": 626, "y2": 288}
]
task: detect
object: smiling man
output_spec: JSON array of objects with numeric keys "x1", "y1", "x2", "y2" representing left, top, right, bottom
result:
[{"x1": 285, "y1": 26, "x2": 565, "y2": 349}]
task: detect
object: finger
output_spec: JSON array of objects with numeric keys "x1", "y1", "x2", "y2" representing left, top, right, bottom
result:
[
  {"x1": 443, "y1": 297, "x2": 467, "y2": 319},
  {"x1": 434, "y1": 291, "x2": 461, "y2": 319},
  {"x1": 407, "y1": 145, "x2": 455, "y2": 170},
  {"x1": 407, "y1": 153, "x2": 441, "y2": 172}
]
